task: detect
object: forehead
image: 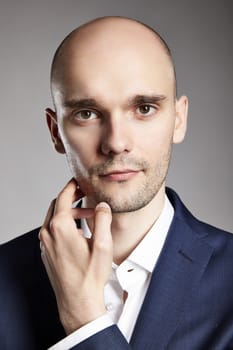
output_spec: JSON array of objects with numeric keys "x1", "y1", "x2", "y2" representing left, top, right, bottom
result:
[{"x1": 53, "y1": 20, "x2": 174, "y2": 104}]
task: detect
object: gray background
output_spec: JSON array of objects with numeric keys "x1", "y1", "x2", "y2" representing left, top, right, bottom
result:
[{"x1": 0, "y1": 0, "x2": 232, "y2": 243}]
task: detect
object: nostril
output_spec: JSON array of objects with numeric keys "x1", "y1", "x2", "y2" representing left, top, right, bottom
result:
[{"x1": 100, "y1": 132, "x2": 131, "y2": 155}]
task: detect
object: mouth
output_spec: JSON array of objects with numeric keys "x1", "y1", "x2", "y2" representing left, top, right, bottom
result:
[{"x1": 99, "y1": 169, "x2": 141, "y2": 182}]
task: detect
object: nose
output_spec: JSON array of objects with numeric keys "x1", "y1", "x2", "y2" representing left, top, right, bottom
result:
[{"x1": 100, "y1": 114, "x2": 132, "y2": 156}]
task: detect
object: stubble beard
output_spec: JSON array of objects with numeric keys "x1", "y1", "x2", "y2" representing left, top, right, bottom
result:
[{"x1": 83, "y1": 146, "x2": 172, "y2": 213}]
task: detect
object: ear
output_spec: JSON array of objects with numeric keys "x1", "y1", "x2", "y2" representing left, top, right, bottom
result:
[
  {"x1": 45, "y1": 108, "x2": 66, "y2": 154},
  {"x1": 173, "y1": 95, "x2": 188, "y2": 144}
]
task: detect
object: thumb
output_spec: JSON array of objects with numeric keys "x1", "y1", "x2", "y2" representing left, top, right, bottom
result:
[{"x1": 91, "y1": 202, "x2": 113, "y2": 282}]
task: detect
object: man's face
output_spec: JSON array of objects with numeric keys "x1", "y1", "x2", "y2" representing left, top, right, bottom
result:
[{"x1": 49, "y1": 22, "x2": 187, "y2": 212}]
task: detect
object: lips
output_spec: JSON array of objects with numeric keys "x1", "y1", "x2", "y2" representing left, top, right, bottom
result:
[{"x1": 99, "y1": 169, "x2": 140, "y2": 181}]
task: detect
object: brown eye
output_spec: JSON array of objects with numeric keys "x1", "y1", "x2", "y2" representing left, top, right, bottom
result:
[
  {"x1": 75, "y1": 110, "x2": 98, "y2": 120},
  {"x1": 139, "y1": 105, "x2": 151, "y2": 114},
  {"x1": 136, "y1": 104, "x2": 157, "y2": 116}
]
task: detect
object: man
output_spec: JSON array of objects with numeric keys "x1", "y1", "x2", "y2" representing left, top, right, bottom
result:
[{"x1": 0, "y1": 16, "x2": 233, "y2": 350}]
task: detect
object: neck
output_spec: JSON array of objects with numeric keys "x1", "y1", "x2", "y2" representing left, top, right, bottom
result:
[{"x1": 87, "y1": 184, "x2": 166, "y2": 265}]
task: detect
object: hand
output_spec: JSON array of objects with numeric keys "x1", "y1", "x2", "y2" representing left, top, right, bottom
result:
[{"x1": 38, "y1": 179, "x2": 113, "y2": 334}]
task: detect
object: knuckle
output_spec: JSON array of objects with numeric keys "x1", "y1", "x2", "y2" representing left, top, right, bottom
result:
[
  {"x1": 49, "y1": 214, "x2": 66, "y2": 233},
  {"x1": 38, "y1": 228, "x2": 51, "y2": 250},
  {"x1": 49, "y1": 212, "x2": 75, "y2": 239},
  {"x1": 49, "y1": 217, "x2": 59, "y2": 233},
  {"x1": 94, "y1": 240, "x2": 111, "y2": 254},
  {"x1": 39, "y1": 228, "x2": 47, "y2": 242}
]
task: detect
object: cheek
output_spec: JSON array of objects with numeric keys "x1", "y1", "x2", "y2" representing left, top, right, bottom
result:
[
  {"x1": 139, "y1": 121, "x2": 174, "y2": 157},
  {"x1": 60, "y1": 127, "x2": 99, "y2": 173}
]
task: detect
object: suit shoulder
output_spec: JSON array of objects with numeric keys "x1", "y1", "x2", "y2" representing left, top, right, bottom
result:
[
  {"x1": 195, "y1": 219, "x2": 233, "y2": 257},
  {"x1": 0, "y1": 228, "x2": 41, "y2": 264},
  {"x1": 180, "y1": 202, "x2": 233, "y2": 253},
  {"x1": 167, "y1": 187, "x2": 233, "y2": 251}
]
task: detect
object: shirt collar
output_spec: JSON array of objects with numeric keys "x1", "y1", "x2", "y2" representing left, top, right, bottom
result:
[
  {"x1": 81, "y1": 195, "x2": 174, "y2": 274},
  {"x1": 126, "y1": 195, "x2": 174, "y2": 273}
]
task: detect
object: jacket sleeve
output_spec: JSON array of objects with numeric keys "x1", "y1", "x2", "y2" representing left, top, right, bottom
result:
[{"x1": 70, "y1": 325, "x2": 132, "y2": 350}]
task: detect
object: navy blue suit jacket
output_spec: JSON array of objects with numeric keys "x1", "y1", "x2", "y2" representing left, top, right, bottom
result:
[{"x1": 1, "y1": 188, "x2": 233, "y2": 349}]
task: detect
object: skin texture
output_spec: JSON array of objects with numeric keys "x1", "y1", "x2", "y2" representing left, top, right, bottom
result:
[
  {"x1": 39, "y1": 17, "x2": 188, "y2": 334},
  {"x1": 40, "y1": 181, "x2": 113, "y2": 334}
]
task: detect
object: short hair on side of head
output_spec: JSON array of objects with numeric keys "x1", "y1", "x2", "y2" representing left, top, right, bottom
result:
[{"x1": 50, "y1": 16, "x2": 177, "y2": 102}]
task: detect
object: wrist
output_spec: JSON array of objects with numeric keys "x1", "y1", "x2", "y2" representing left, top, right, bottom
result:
[{"x1": 60, "y1": 303, "x2": 107, "y2": 335}]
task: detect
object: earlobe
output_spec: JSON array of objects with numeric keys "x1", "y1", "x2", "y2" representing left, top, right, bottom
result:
[
  {"x1": 45, "y1": 108, "x2": 66, "y2": 154},
  {"x1": 173, "y1": 95, "x2": 188, "y2": 144}
]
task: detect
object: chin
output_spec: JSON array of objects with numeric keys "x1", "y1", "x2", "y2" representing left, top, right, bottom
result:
[{"x1": 91, "y1": 187, "x2": 158, "y2": 213}]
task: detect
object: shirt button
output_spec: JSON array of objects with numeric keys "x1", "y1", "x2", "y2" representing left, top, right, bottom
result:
[
  {"x1": 106, "y1": 303, "x2": 114, "y2": 311},
  {"x1": 127, "y1": 268, "x2": 134, "y2": 272}
]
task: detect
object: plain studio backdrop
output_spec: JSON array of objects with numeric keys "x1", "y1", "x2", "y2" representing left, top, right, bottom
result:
[{"x1": 0, "y1": 0, "x2": 232, "y2": 243}]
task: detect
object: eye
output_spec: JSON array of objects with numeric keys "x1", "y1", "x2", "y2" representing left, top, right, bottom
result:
[
  {"x1": 74, "y1": 110, "x2": 98, "y2": 120},
  {"x1": 136, "y1": 104, "x2": 157, "y2": 116}
]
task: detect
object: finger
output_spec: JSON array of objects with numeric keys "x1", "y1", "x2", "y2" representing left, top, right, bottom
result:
[
  {"x1": 72, "y1": 207, "x2": 94, "y2": 220},
  {"x1": 91, "y1": 202, "x2": 113, "y2": 276},
  {"x1": 71, "y1": 187, "x2": 86, "y2": 209},
  {"x1": 54, "y1": 178, "x2": 82, "y2": 214},
  {"x1": 39, "y1": 240, "x2": 44, "y2": 251},
  {"x1": 40, "y1": 247, "x2": 56, "y2": 291},
  {"x1": 38, "y1": 225, "x2": 53, "y2": 259},
  {"x1": 39, "y1": 199, "x2": 56, "y2": 237},
  {"x1": 75, "y1": 186, "x2": 85, "y2": 199}
]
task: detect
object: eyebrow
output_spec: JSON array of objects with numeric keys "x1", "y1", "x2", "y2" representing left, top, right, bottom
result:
[
  {"x1": 63, "y1": 94, "x2": 167, "y2": 110},
  {"x1": 129, "y1": 94, "x2": 167, "y2": 105},
  {"x1": 63, "y1": 98, "x2": 101, "y2": 109}
]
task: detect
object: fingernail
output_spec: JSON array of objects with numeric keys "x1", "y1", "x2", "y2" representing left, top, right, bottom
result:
[{"x1": 96, "y1": 202, "x2": 110, "y2": 210}]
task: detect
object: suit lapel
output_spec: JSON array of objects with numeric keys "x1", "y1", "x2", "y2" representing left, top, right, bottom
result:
[{"x1": 130, "y1": 203, "x2": 214, "y2": 349}]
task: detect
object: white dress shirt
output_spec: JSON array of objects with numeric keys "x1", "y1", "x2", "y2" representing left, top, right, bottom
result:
[{"x1": 48, "y1": 195, "x2": 174, "y2": 349}]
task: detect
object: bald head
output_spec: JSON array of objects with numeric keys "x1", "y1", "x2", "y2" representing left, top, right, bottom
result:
[
  {"x1": 50, "y1": 16, "x2": 177, "y2": 102},
  {"x1": 47, "y1": 17, "x2": 188, "y2": 210}
]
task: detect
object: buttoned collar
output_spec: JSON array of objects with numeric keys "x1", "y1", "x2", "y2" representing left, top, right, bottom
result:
[
  {"x1": 81, "y1": 195, "x2": 174, "y2": 274},
  {"x1": 126, "y1": 195, "x2": 174, "y2": 273}
]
